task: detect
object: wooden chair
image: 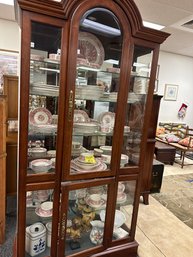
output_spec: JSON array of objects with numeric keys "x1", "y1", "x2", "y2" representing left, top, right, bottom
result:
[{"x1": 169, "y1": 126, "x2": 193, "y2": 168}]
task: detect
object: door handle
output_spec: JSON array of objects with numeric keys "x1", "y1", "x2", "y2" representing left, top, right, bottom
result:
[{"x1": 68, "y1": 90, "x2": 74, "y2": 121}]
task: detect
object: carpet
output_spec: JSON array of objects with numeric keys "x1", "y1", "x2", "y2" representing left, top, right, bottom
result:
[
  {"x1": 152, "y1": 173, "x2": 193, "y2": 229},
  {"x1": 0, "y1": 196, "x2": 17, "y2": 257}
]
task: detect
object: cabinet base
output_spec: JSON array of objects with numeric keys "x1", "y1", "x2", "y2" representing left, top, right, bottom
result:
[{"x1": 92, "y1": 241, "x2": 138, "y2": 257}]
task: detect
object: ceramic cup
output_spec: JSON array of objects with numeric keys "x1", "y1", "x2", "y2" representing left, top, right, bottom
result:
[
  {"x1": 89, "y1": 194, "x2": 101, "y2": 206},
  {"x1": 40, "y1": 201, "x2": 53, "y2": 215},
  {"x1": 101, "y1": 154, "x2": 111, "y2": 164}
]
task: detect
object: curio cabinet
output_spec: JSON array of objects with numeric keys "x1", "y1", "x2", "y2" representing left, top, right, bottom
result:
[{"x1": 14, "y1": 0, "x2": 169, "y2": 256}]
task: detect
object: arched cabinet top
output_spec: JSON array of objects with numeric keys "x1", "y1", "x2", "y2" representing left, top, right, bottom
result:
[{"x1": 15, "y1": 0, "x2": 170, "y2": 44}]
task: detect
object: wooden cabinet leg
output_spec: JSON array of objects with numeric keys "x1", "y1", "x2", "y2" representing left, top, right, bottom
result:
[{"x1": 142, "y1": 193, "x2": 149, "y2": 205}]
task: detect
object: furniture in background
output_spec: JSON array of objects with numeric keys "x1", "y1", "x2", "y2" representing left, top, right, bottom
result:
[
  {"x1": 3, "y1": 75, "x2": 18, "y2": 195},
  {"x1": 141, "y1": 95, "x2": 163, "y2": 205},
  {"x1": 155, "y1": 141, "x2": 176, "y2": 165},
  {"x1": 0, "y1": 95, "x2": 6, "y2": 244},
  {"x1": 150, "y1": 159, "x2": 164, "y2": 193},
  {"x1": 156, "y1": 123, "x2": 193, "y2": 168}
]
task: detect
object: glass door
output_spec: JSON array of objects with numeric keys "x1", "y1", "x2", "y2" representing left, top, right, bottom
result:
[
  {"x1": 58, "y1": 178, "x2": 114, "y2": 257},
  {"x1": 62, "y1": 5, "x2": 130, "y2": 180},
  {"x1": 28, "y1": 21, "x2": 62, "y2": 177}
]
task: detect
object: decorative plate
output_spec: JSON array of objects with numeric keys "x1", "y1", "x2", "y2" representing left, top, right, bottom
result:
[
  {"x1": 73, "y1": 110, "x2": 89, "y2": 123},
  {"x1": 29, "y1": 107, "x2": 52, "y2": 125},
  {"x1": 98, "y1": 112, "x2": 115, "y2": 127},
  {"x1": 78, "y1": 32, "x2": 105, "y2": 67}
]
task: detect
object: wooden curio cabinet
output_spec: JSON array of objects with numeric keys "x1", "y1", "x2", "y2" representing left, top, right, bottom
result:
[{"x1": 15, "y1": 0, "x2": 169, "y2": 256}]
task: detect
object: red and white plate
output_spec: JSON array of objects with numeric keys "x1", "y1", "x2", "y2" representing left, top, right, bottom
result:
[
  {"x1": 78, "y1": 32, "x2": 104, "y2": 67},
  {"x1": 73, "y1": 110, "x2": 89, "y2": 123},
  {"x1": 98, "y1": 112, "x2": 115, "y2": 127},
  {"x1": 29, "y1": 107, "x2": 52, "y2": 125}
]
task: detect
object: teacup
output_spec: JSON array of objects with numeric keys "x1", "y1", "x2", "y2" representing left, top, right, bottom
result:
[
  {"x1": 101, "y1": 154, "x2": 111, "y2": 164},
  {"x1": 89, "y1": 194, "x2": 102, "y2": 206},
  {"x1": 40, "y1": 201, "x2": 53, "y2": 215}
]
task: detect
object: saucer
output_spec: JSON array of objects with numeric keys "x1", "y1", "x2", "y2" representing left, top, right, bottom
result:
[{"x1": 35, "y1": 207, "x2": 53, "y2": 218}]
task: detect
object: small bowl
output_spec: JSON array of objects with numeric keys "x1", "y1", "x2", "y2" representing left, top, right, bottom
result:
[
  {"x1": 47, "y1": 150, "x2": 56, "y2": 158},
  {"x1": 28, "y1": 147, "x2": 47, "y2": 158},
  {"x1": 31, "y1": 159, "x2": 52, "y2": 173},
  {"x1": 99, "y1": 146, "x2": 112, "y2": 155}
]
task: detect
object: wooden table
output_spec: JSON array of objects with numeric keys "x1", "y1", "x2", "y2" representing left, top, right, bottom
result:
[{"x1": 155, "y1": 141, "x2": 176, "y2": 165}]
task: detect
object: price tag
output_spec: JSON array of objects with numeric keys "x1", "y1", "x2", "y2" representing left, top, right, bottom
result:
[{"x1": 85, "y1": 156, "x2": 96, "y2": 164}]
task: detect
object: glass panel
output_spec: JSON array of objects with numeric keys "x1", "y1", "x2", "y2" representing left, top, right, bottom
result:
[
  {"x1": 28, "y1": 22, "x2": 61, "y2": 175},
  {"x1": 25, "y1": 189, "x2": 54, "y2": 256},
  {"x1": 64, "y1": 184, "x2": 108, "y2": 255},
  {"x1": 122, "y1": 46, "x2": 153, "y2": 166},
  {"x1": 113, "y1": 180, "x2": 136, "y2": 241},
  {"x1": 71, "y1": 8, "x2": 123, "y2": 174}
]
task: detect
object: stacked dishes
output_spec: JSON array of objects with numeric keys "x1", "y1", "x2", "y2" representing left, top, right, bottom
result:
[
  {"x1": 28, "y1": 147, "x2": 47, "y2": 157},
  {"x1": 73, "y1": 122, "x2": 99, "y2": 134},
  {"x1": 75, "y1": 85, "x2": 104, "y2": 100},
  {"x1": 29, "y1": 107, "x2": 57, "y2": 134},
  {"x1": 71, "y1": 154, "x2": 107, "y2": 173}
]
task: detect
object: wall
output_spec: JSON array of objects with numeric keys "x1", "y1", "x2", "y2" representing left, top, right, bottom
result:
[
  {"x1": 157, "y1": 51, "x2": 193, "y2": 127},
  {"x1": 0, "y1": 19, "x2": 20, "y2": 51}
]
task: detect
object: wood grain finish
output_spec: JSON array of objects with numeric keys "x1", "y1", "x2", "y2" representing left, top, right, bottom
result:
[
  {"x1": 141, "y1": 95, "x2": 163, "y2": 205},
  {"x1": 15, "y1": 0, "x2": 169, "y2": 256},
  {"x1": 0, "y1": 96, "x2": 6, "y2": 244},
  {"x1": 3, "y1": 75, "x2": 18, "y2": 195}
]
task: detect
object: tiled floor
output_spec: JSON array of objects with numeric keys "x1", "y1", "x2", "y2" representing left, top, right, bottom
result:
[{"x1": 136, "y1": 157, "x2": 193, "y2": 257}]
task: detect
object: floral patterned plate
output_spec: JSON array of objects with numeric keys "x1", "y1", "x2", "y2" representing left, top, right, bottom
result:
[{"x1": 29, "y1": 107, "x2": 52, "y2": 125}]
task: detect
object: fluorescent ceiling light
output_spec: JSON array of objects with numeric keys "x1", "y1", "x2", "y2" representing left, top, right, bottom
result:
[
  {"x1": 104, "y1": 59, "x2": 119, "y2": 65},
  {"x1": 82, "y1": 19, "x2": 121, "y2": 36},
  {"x1": 0, "y1": 0, "x2": 14, "y2": 5},
  {"x1": 143, "y1": 21, "x2": 165, "y2": 30}
]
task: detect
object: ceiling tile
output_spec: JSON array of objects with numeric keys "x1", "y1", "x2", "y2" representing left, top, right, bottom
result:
[{"x1": 134, "y1": 0, "x2": 192, "y2": 26}]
